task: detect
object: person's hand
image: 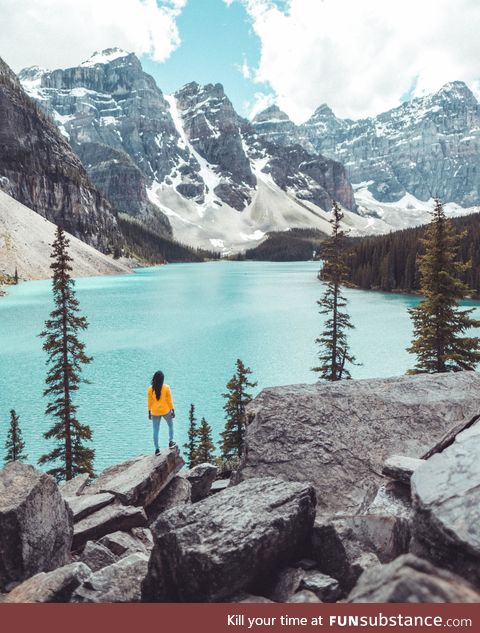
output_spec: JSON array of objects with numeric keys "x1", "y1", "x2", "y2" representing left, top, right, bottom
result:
[
  {"x1": 171, "y1": 409, "x2": 176, "y2": 419},
  {"x1": 148, "y1": 411, "x2": 152, "y2": 420}
]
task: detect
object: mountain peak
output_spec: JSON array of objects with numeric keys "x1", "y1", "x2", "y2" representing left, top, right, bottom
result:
[
  {"x1": 310, "y1": 103, "x2": 336, "y2": 120},
  {"x1": 433, "y1": 80, "x2": 477, "y2": 105},
  {"x1": 80, "y1": 48, "x2": 132, "y2": 68},
  {"x1": 252, "y1": 104, "x2": 291, "y2": 124}
]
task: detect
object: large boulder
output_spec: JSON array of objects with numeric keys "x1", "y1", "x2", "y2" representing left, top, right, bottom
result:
[
  {"x1": 185, "y1": 463, "x2": 218, "y2": 502},
  {"x1": 4, "y1": 563, "x2": 90, "y2": 603},
  {"x1": 98, "y1": 530, "x2": 152, "y2": 558},
  {"x1": 360, "y1": 481, "x2": 412, "y2": 520},
  {"x1": 65, "y1": 492, "x2": 114, "y2": 522},
  {"x1": 72, "y1": 553, "x2": 149, "y2": 603},
  {"x1": 59, "y1": 474, "x2": 90, "y2": 497},
  {"x1": 73, "y1": 503, "x2": 148, "y2": 550},
  {"x1": 237, "y1": 372, "x2": 480, "y2": 513},
  {"x1": 83, "y1": 449, "x2": 183, "y2": 508},
  {"x1": 142, "y1": 477, "x2": 316, "y2": 602},
  {"x1": 411, "y1": 422, "x2": 480, "y2": 587},
  {"x1": 0, "y1": 462, "x2": 73, "y2": 591},
  {"x1": 347, "y1": 554, "x2": 480, "y2": 603},
  {"x1": 146, "y1": 475, "x2": 191, "y2": 524},
  {"x1": 312, "y1": 514, "x2": 408, "y2": 592},
  {"x1": 79, "y1": 542, "x2": 118, "y2": 572}
]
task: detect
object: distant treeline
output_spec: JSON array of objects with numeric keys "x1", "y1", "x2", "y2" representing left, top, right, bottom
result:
[
  {"x1": 237, "y1": 228, "x2": 327, "y2": 261},
  {"x1": 118, "y1": 214, "x2": 220, "y2": 264},
  {"x1": 343, "y1": 212, "x2": 480, "y2": 295}
]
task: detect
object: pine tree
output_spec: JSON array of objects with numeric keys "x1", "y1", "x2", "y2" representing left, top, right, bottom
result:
[
  {"x1": 39, "y1": 226, "x2": 94, "y2": 481},
  {"x1": 4, "y1": 409, "x2": 27, "y2": 463},
  {"x1": 313, "y1": 201, "x2": 357, "y2": 380},
  {"x1": 183, "y1": 403, "x2": 199, "y2": 468},
  {"x1": 220, "y1": 359, "x2": 257, "y2": 460},
  {"x1": 407, "y1": 198, "x2": 480, "y2": 373},
  {"x1": 196, "y1": 417, "x2": 215, "y2": 463}
]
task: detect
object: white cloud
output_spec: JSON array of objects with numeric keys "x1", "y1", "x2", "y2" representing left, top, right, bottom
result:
[
  {"x1": 246, "y1": 91, "x2": 276, "y2": 118},
  {"x1": 233, "y1": 0, "x2": 480, "y2": 122},
  {"x1": 238, "y1": 57, "x2": 252, "y2": 79},
  {"x1": 0, "y1": 0, "x2": 187, "y2": 71}
]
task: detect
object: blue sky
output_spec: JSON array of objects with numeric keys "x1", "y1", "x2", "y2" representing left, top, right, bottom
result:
[{"x1": 141, "y1": 0, "x2": 270, "y2": 117}]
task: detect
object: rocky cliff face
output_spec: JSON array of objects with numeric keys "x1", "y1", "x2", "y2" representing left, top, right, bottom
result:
[
  {"x1": 253, "y1": 82, "x2": 480, "y2": 206},
  {"x1": 0, "y1": 57, "x2": 121, "y2": 253},
  {"x1": 20, "y1": 50, "x2": 359, "y2": 250}
]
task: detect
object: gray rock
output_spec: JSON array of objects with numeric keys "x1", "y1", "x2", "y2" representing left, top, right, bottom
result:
[
  {"x1": 267, "y1": 567, "x2": 304, "y2": 602},
  {"x1": 312, "y1": 514, "x2": 409, "y2": 592},
  {"x1": 237, "y1": 372, "x2": 480, "y2": 513},
  {"x1": 287, "y1": 590, "x2": 322, "y2": 603},
  {"x1": 210, "y1": 478, "x2": 230, "y2": 494},
  {"x1": 4, "y1": 563, "x2": 90, "y2": 603},
  {"x1": 142, "y1": 477, "x2": 316, "y2": 602},
  {"x1": 411, "y1": 423, "x2": 480, "y2": 587},
  {"x1": 59, "y1": 474, "x2": 90, "y2": 497},
  {"x1": 347, "y1": 554, "x2": 480, "y2": 603},
  {"x1": 146, "y1": 475, "x2": 191, "y2": 524},
  {"x1": 382, "y1": 455, "x2": 423, "y2": 484},
  {"x1": 98, "y1": 530, "x2": 150, "y2": 558},
  {"x1": 299, "y1": 570, "x2": 341, "y2": 602},
  {"x1": 185, "y1": 463, "x2": 218, "y2": 502},
  {"x1": 83, "y1": 449, "x2": 183, "y2": 508},
  {"x1": 79, "y1": 542, "x2": 118, "y2": 572},
  {"x1": 361, "y1": 481, "x2": 413, "y2": 520},
  {"x1": 73, "y1": 553, "x2": 149, "y2": 603},
  {"x1": 65, "y1": 493, "x2": 114, "y2": 522},
  {"x1": 0, "y1": 462, "x2": 73, "y2": 591},
  {"x1": 130, "y1": 528, "x2": 154, "y2": 551},
  {"x1": 73, "y1": 503, "x2": 147, "y2": 550}
]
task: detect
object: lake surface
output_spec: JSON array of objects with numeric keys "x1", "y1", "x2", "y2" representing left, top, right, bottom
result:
[{"x1": 1, "y1": 261, "x2": 479, "y2": 473}]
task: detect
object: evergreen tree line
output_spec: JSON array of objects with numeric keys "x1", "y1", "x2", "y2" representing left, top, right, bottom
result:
[
  {"x1": 314, "y1": 198, "x2": 480, "y2": 380},
  {"x1": 237, "y1": 228, "x2": 325, "y2": 262},
  {"x1": 118, "y1": 214, "x2": 220, "y2": 264},
  {"x1": 342, "y1": 212, "x2": 480, "y2": 295},
  {"x1": 183, "y1": 359, "x2": 257, "y2": 473}
]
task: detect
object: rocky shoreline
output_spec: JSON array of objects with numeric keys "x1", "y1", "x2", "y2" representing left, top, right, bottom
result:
[{"x1": 1, "y1": 371, "x2": 480, "y2": 603}]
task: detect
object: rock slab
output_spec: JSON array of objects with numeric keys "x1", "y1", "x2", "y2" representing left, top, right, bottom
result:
[
  {"x1": 382, "y1": 455, "x2": 423, "y2": 484},
  {"x1": 4, "y1": 563, "x2": 90, "y2": 603},
  {"x1": 83, "y1": 449, "x2": 183, "y2": 507},
  {"x1": 73, "y1": 553, "x2": 149, "y2": 603},
  {"x1": 185, "y1": 463, "x2": 218, "y2": 502},
  {"x1": 411, "y1": 422, "x2": 480, "y2": 587},
  {"x1": 73, "y1": 503, "x2": 147, "y2": 550},
  {"x1": 238, "y1": 372, "x2": 480, "y2": 513},
  {"x1": 347, "y1": 554, "x2": 480, "y2": 603},
  {"x1": 0, "y1": 462, "x2": 73, "y2": 591},
  {"x1": 142, "y1": 477, "x2": 316, "y2": 602}
]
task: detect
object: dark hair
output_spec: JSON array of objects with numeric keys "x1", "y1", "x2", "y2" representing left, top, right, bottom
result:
[{"x1": 152, "y1": 371, "x2": 164, "y2": 400}]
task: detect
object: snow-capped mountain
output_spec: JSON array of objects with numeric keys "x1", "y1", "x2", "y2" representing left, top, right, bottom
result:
[
  {"x1": 19, "y1": 49, "x2": 364, "y2": 251},
  {"x1": 253, "y1": 82, "x2": 480, "y2": 208},
  {"x1": 0, "y1": 56, "x2": 121, "y2": 253}
]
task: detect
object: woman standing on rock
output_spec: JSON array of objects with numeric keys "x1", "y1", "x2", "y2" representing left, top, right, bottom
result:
[{"x1": 148, "y1": 370, "x2": 176, "y2": 455}]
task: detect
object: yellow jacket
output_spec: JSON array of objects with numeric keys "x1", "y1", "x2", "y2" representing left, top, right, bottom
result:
[{"x1": 148, "y1": 384, "x2": 174, "y2": 416}]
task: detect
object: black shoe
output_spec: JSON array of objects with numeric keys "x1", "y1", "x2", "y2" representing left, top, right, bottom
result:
[
  {"x1": 169, "y1": 441, "x2": 176, "y2": 449},
  {"x1": 155, "y1": 448, "x2": 160, "y2": 456}
]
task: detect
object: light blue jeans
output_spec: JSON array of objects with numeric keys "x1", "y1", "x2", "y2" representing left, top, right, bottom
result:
[{"x1": 152, "y1": 411, "x2": 174, "y2": 450}]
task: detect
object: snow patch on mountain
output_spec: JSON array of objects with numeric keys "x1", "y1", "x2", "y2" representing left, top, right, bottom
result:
[{"x1": 80, "y1": 48, "x2": 130, "y2": 67}]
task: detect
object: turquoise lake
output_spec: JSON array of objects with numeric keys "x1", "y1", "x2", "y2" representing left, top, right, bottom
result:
[{"x1": 1, "y1": 261, "x2": 479, "y2": 472}]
